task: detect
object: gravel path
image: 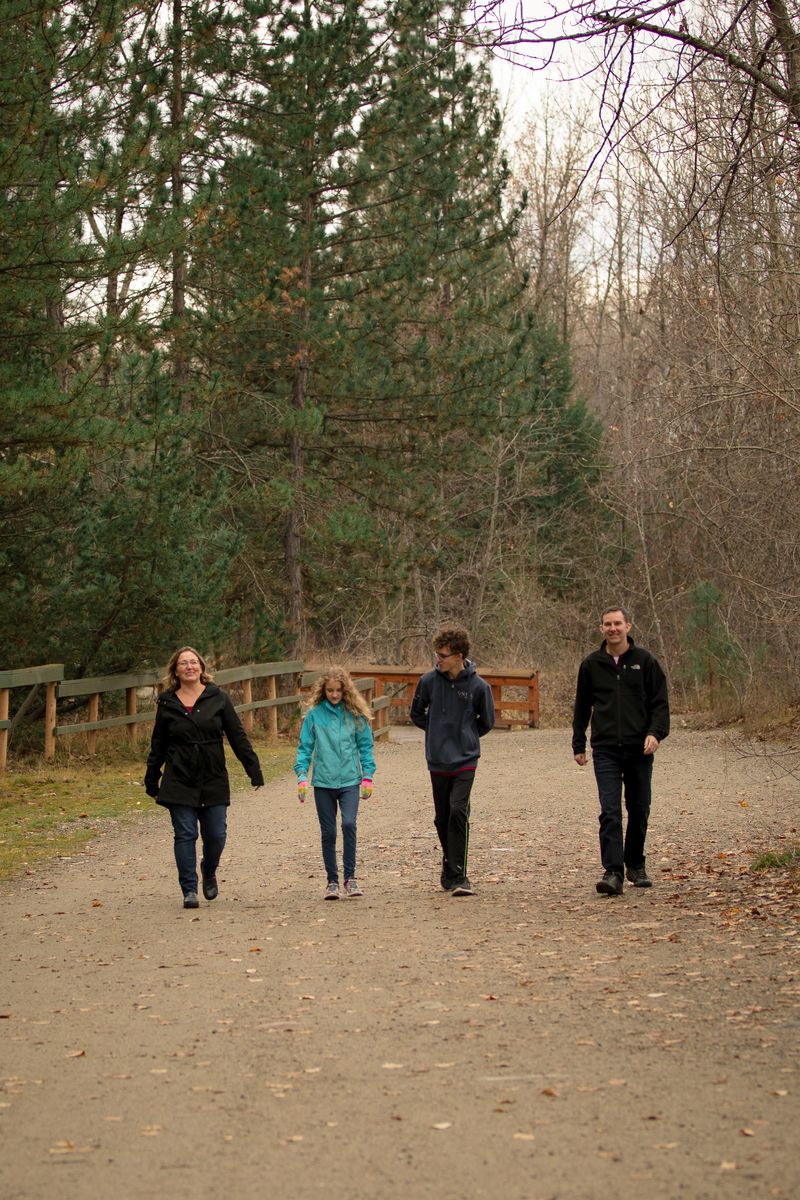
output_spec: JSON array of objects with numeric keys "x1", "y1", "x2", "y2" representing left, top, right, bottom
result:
[{"x1": 1, "y1": 727, "x2": 798, "y2": 1199}]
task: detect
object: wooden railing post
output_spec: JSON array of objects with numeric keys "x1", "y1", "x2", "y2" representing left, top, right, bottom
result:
[
  {"x1": 0, "y1": 688, "x2": 8, "y2": 771},
  {"x1": 266, "y1": 674, "x2": 278, "y2": 740},
  {"x1": 44, "y1": 682, "x2": 57, "y2": 760},
  {"x1": 126, "y1": 687, "x2": 138, "y2": 744},
  {"x1": 86, "y1": 694, "x2": 100, "y2": 755},
  {"x1": 529, "y1": 673, "x2": 540, "y2": 728},
  {"x1": 241, "y1": 678, "x2": 254, "y2": 732},
  {"x1": 374, "y1": 679, "x2": 385, "y2": 735}
]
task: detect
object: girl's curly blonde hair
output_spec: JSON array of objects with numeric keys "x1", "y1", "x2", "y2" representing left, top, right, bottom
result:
[{"x1": 308, "y1": 666, "x2": 372, "y2": 722}]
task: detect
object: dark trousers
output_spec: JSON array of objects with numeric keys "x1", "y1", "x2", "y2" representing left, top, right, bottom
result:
[
  {"x1": 313, "y1": 786, "x2": 360, "y2": 884},
  {"x1": 168, "y1": 803, "x2": 227, "y2": 897},
  {"x1": 592, "y1": 747, "x2": 653, "y2": 876},
  {"x1": 430, "y1": 771, "x2": 475, "y2": 883}
]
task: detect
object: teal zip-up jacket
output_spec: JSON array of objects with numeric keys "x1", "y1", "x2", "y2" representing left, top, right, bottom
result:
[{"x1": 294, "y1": 699, "x2": 376, "y2": 789}]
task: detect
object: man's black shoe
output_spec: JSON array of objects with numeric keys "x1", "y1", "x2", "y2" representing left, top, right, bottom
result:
[
  {"x1": 596, "y1": 871, "x2": 623, "y2": 896},
  {"x1": 451, "y1": 878, "x2": 475, "y2": 896},
  {"x1": 183, "y1": 892, "x2": 199, "y2": 909},
  {"x1": 626, "y1": 866, "x2": 653, "y2": 888},
  {"x1": 201, "y1": 863, "x2": 218, "y2": 901},
  {"x1": 440, "y1": 871, "x2": 455, "y2": 891}
]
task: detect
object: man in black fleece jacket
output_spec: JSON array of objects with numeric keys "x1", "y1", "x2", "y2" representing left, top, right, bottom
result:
[
  {"x1": 411, "y1": 626, "x2": 495, "y2": 896},
  {"x1": 572, "y1": 606, "x2": 670, "y2": 896}
]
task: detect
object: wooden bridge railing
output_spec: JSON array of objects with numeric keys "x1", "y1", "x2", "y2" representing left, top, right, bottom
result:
[
  {"x1": 300, "y1": 670, "x2": 392, "y2": 740},
  {"x1": 0, "y1": 660, "x2": 537, "y2": 769},
  {"x1": 347, "y1": 666, "x2": 540, "y2": 730}
]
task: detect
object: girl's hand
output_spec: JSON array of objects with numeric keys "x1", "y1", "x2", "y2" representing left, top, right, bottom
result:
[
  {"x1": 360, "y1": 778, "x2": 373, "y2": 800},
  {"x1": 297, "y1": 781, "x2": 308, "y2": 804}
]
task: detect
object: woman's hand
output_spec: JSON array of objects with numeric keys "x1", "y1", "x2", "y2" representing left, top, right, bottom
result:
[
  {"x1": 297, "y1": 781, "x2": 308, "y2": 804},
  {"x1": 360, "y1": 778, "x2": 373, "y2": 799}
]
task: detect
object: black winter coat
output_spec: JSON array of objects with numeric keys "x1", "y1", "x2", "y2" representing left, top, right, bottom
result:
[
  {"x1": 571, "y1": 637, "x2": 670, "y2": 755},
  {"x1": 144, "y1": 683, "x2": 264, "y2": 808}
]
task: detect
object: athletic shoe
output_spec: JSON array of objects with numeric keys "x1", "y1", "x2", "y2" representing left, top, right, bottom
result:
[
  {"x1": 344, "y1": 878, "x2": 363, "y2": 897},
  {"x1": 183, "y1": 892, "x2": 199, "y2": 909},
  {"x1": 626, "y1": 866, "x2": 653, "y2": 888},
  {"x1": 440, "y1": 870, "x2": 456, "y2": 891},
  {"x1": 451, "y1": 878, "x2": 475, "y2": 896},
  {"x1": 596, "y1": 871, "x2": 623, "y2": 896},
  {"x1": 324, "y1": 881, "x2": 340, "y2": 900}
]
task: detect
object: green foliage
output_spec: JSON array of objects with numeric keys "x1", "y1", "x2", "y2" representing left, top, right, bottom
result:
[
  {"x1": 750, "y1": 847, "x2": 800, "y2": 872},
  {"x1": 681, "y1": 581, "x2": 747, "y2": 700},
  {"x1": 2, "y1": 0, "x2": 608, "y2": 684}
]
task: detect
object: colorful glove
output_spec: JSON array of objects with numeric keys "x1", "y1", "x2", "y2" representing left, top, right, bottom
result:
[
  {"x1": 360, "y1": 778, "x2": 373, "y2": 799},
  {"x1": 297, "y1": 781, "x2": 308, "y2": 804}
]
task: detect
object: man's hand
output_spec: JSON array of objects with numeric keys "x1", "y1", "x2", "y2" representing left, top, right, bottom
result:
[
  {"x1": 574, "y1": 753, "x2": 587, "y2": 766},
  {"x1": 644, "y1": 735, "x2": 659, "y2": 755}
]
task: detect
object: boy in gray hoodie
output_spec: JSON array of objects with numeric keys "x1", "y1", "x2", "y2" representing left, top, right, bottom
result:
[{"x1": 410, "y1": 626, "x2": 495, "y2": 895}]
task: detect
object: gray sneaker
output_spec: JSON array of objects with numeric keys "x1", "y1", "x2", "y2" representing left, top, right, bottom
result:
[
  {"x1": 324, "y1": 881, "x2": 340, "y2": 900},
  {"x1": 183, "y1": 892, "x2": 199, "y2": 909},
  {"x1": 343, "y1": 878, "x2": 363, "y2": 897},
  {"x1": 451, "y1": 878, "x2": 475, "y2": 896}
]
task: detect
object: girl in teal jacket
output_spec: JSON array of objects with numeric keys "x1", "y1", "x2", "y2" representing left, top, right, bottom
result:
[{"x1": 294, "y1": 667, "x2": 376, "y2": 899}]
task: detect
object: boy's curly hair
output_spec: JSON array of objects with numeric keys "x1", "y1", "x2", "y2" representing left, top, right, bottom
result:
[{"x1": 432, "y1": 626, "x2": 470, "y2": 658}]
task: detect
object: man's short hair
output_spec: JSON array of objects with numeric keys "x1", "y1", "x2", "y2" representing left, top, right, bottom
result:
[
  {"x1": 600, "y1": 605, "x2": 631, "y2": 623},
  {"x1": 432, "y1": 626, "x2": 470, "y2": 658}
]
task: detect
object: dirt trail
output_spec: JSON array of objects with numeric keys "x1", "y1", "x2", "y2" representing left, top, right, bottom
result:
[{"x1": 1, "y1": 728, "x2": 798, "y2": 1200}]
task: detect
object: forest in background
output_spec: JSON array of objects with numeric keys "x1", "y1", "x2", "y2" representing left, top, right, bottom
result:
[{"x1": 3, "y1": 0, "x2": 799, "y2": 723}]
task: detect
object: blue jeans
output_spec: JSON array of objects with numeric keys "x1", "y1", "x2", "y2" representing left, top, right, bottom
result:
[
  {"x1": 592, "y1": 748, "x2": 653, "y2": 876},
  {"x1": 313, "y1": 786, "x2": 360, "y2": 883},
  {"x1": 168, "y1": 804, "x2": 227, "y2": 897}
]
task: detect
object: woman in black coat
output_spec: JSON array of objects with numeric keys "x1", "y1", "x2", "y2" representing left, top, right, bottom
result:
[{"x1": 145, "y1": 647, "x2": 264, "y2": 908}]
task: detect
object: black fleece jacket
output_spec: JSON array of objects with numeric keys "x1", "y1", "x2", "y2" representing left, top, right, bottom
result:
[
  {"x1": 572, "y1": 637, "x2": 670, "y2": 755},
  {"x1": 410, "y1": 660, "x2": 495, "y2": 771},
  {"x1": 144, "y1": 683, "x2": 263, "y2": 808}
]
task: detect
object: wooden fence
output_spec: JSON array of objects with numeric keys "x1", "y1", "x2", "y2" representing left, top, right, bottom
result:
[
  {"x1": 0, "y1": 661, "x2": 396, "y2": 769},
  {"x1": 348, "y1": 666, "x2": 540, "y2": 730}
]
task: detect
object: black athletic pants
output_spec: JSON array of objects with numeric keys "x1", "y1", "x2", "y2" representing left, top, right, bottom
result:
[{"x1": 430, "y1": 769, "x2": 475, "y2": 884}]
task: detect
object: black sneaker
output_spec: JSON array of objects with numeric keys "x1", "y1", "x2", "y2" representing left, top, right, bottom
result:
[
  {"x1": 183, "y1": 892, "x2": 199, "y2": 909},
  {"x1": 596, "y1": 871, "x2": 623, "y2": 896},
  {"x1": 440, "y1": 870, "x2": 456, "y2": 891},
  {"x1": 451, "y1": 878, "x2": 475, "y2": 896},
  {"x1": 626, "y1": 866, "x2": 652, "y2": 888},
  {"x1": 201, "y1": 862, "x2": 218, "y2": 901}
]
